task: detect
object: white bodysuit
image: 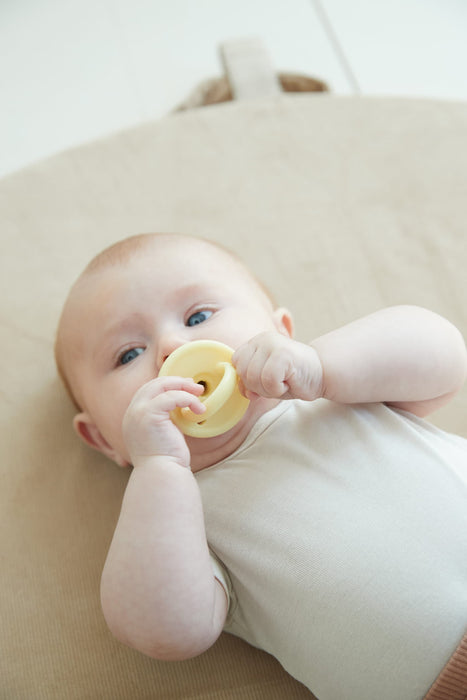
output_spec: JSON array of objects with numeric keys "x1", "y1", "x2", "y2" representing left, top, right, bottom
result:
[{"x1": 195, "y1": 399, "x2": 467, "y2": 700}]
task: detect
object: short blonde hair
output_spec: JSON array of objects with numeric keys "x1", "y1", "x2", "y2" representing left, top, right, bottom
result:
[{"x1": 55, "y1": 232, "x2": 275, "y2": 410}]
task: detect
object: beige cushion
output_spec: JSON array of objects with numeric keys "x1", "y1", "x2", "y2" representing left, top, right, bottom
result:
[{"x1": 1, "y1": 95, "x2": 466, "y2": 699}]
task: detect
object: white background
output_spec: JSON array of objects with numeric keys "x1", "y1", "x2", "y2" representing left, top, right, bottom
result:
[{"x1": 1, "y1": 0, "x2": 466, "y2": 177}]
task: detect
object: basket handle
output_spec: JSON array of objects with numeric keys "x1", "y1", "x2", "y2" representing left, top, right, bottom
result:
[{"x1": 219, "y1": 37, "x2": 282, "y2": 101}]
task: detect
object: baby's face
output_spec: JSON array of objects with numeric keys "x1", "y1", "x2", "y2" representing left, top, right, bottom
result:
[{"x1": 62, "y1": 237, "x2": 289, "y2": 465}]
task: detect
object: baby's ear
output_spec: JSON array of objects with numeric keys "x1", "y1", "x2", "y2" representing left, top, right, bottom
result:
[
  {"x1": 273, "y1": 307, "x2": 294, "y2": 338},
  {"x1": 73, "y1": 413, "x2": 129, "y2": 467}
]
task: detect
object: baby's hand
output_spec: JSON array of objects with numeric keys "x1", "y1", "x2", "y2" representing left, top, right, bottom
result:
[
  {"x1": 122, "y1": 377, "x2": 205, "y2": 468},
  {"x1": 232, "y1": 332, "x2": 324, "y2": 401}
]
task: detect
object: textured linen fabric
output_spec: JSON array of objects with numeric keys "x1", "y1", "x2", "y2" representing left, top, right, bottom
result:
[
  {"x1": 196, "y1": 399, "x2": 467, "y2": 700},
  {"x1": 1, "y1": 95, "x2": 466, "y2": 698}
]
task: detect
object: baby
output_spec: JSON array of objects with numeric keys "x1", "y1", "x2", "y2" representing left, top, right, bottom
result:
[{"x1": 55, "y1": 232, "x2": 467, "y2": 700}]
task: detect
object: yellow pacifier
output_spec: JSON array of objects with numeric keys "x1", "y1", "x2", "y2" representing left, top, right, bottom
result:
[{"x1": 158, "y1": 340, "x2": 250, "y2": 438}]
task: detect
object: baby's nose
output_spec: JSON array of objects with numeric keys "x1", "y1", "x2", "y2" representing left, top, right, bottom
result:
[{"x1": 157, "y1": 335, "x2": 186, "y2": 373}]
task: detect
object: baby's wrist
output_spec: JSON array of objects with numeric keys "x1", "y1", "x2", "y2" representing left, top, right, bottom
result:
[
  {"x1": 301, "y1": 344, "x2": 325, "y2": 401},
  {"x1": 131, "y1": 454, "x2": 191, "y2": 472}
]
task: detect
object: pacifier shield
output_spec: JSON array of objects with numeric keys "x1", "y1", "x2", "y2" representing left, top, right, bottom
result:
[{"x1": 158, "y1": 340, "x2": 250, "y2": 437}]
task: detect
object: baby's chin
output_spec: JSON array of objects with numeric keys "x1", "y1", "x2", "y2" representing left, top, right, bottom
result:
[{"x1": 186, "y1": 396, "x2": 280, "y2": 470}]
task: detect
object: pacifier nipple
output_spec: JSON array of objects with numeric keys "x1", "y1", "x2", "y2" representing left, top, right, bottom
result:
[{"x1": 158, "y1": 340, "x2": 250, "y2": 438}]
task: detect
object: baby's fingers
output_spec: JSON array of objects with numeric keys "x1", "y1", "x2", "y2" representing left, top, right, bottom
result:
[
  {"x1": 255, "y1": 354, "x2": 289, "y2": 398},
  {"x1": 152, "y1": 389, "x2": 206, "y2": 417},
  {"x1": 131, "y1": 375, "x2": 204, "y2": 402},
  {"x1": 124, "y1": 378, "x2": 206, "y2": 430},
  {"x1": 236, "y1": 348, "x2": 288, "y2": 398},
  {"x1": 233, "y1": 343, "x2": 263, "y2": 398}
]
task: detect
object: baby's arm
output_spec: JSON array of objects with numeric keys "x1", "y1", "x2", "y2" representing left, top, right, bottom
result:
[
  {"x1": 100, "y1": 377, "x2": 228, "y2": 661},
  {"x1": 311, "y1": 306, "x2": 466, "y2": 415},
  {"x1": 234, "y1": 306, "x2": 467, "y2": 416}
]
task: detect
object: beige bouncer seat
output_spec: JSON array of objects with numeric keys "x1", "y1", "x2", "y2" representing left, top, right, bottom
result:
[{"x1": 1, "y1": 40, "x2": 466, "y2": 700}]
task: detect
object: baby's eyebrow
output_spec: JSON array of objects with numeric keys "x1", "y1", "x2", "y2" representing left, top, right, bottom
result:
[
  {"x1": 101, "y1": 313, "x2": 147, "y2": 339},
  {"x1": 94, "y1": 313, "x2": 148, "y2": 359},
  {"x1": 168, "y1": 282, "x2": 216, "y2": 301},
  {"x1": 92, "y1": 284, "x2": 218, "y2": 360}
]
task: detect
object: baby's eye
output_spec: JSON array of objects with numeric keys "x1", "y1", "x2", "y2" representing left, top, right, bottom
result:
[
  {"x1": 186, "y1": 310, "x2": 213, "y2": 327},
  {"x1": 118, "y1": 347, "x2": 145, "y2": 365}
]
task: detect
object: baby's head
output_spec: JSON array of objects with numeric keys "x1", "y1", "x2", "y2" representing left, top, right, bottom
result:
[{"x1": 55, "y1": 233, "x2": 293, "y2": 465}]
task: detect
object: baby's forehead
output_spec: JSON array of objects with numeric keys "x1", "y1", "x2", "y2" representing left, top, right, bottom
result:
[
  {"x1": 104, "y1": 236, "x2": 237, "y2": 273},
  {"x1": 93, "y1": 237, "x2": 254, "y2": 289},
  {"x1": 66, "y1": 235, "x2": 273, "y2": 331},
  {"x1": 72, "y1": 239, "x2": 252, "y2": 306}
]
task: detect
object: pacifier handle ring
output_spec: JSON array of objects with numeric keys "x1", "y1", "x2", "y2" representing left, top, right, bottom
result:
[
  {"x1": 181, "y1": 361, "x2": 237, "y2": 422},
  {"x1": 158, "y1": 340, "x2": 250, "y2": 438}
]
